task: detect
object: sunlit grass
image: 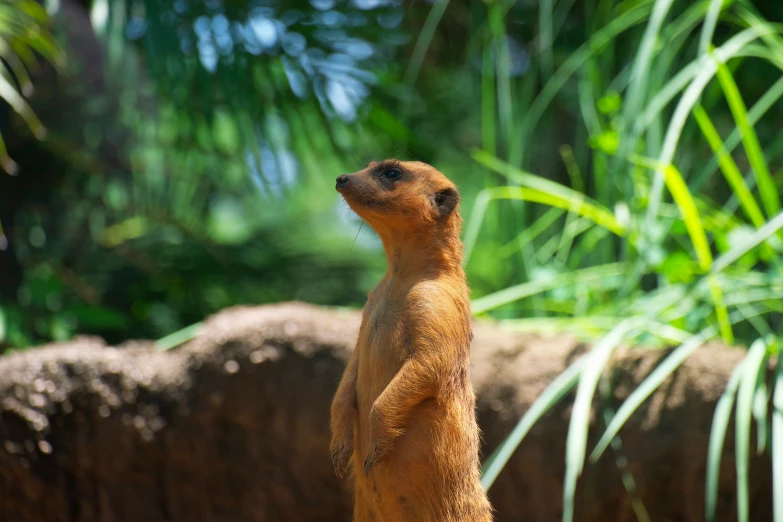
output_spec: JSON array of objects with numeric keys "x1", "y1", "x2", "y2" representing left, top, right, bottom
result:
[{"x1": 423, "y1": 0, "x2": 783, "y2": 520}]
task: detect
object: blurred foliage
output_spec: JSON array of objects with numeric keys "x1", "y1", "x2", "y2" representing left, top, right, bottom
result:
[
  {"x1": 0, "y1": 0, "x2": 61, "y2": 177},
  {"x1": 1, "y1": 0, "x2": 783, "y2": 518}
]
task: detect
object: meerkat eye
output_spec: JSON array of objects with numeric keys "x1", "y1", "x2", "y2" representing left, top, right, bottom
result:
[{"x1": 381, "y1": 169, "x2": 402, "y2": 181}]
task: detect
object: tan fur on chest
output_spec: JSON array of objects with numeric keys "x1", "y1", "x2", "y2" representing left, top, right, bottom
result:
[{"x1": 356, "y1": 288, "x2": 405, "y2": 415}]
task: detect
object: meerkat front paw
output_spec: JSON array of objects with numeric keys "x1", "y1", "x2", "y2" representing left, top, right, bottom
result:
[
  {"x1": 330, "y1": 436, "x2": 353, "y2": 478},
  {"x1": 363, "y1": 443, "x2": 387, "y2": 475}
]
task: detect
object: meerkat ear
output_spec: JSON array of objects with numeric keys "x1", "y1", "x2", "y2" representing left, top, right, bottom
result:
[{"x1": 433, "y1": 187, "x2": 459, "y2": 217}]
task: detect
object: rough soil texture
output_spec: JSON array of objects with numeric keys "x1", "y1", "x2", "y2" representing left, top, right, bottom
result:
[{"x1": 0, "y1": 302, "x2": 772, "y2": 522}]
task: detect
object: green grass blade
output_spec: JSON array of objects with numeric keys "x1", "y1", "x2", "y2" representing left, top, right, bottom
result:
[
  {"x1": 692, "y1": 75, "x2": 783, "y2": 192},
  {"x1": 590, "y1": 327, "x2": 716, "y2": 461},
  {"x1": 511, "y1": 1, "x2": 652, "y2": 166},
  {"x1": 403, "y1": 0, "x2": 449, "y2": 87},
  {"x1": 465, "y1": 185, "x2": 623, "y2": 264},
  {"x1": 645, "y1": 24, "x2": 774, "y2": 225},
  {"x1": 155, "y1": 322, "x2": 203, "y2": 351},
  {"x1": 712, "y1": 54, "x2": 781, "y2": 218},
  {"x1": 752, "y1": 366, "x2": 769, "y2": 454},
  {"x1": 471, "y1": 152, "x2": 626, "y2": 234},
  {"x1": 539, "y1": 0, "x2": 554, "y2": 79},
  {"x1": 713, "y1": 209, "x2": 783, "y2": 272},
  {"x1": 499, "y1": 316, "x2": 622, "y2": 337},
  {"x1": 706, "y1": 358, "x2": 746, "y2": 522},
  {"x1": 773, "y1": 356, "x2": 783, "y2": 522},
  {"x1": 692, "y1": 104, "x2": 765, "y2": 228},
  {"x1": 662, "y1": 163, "x2": 712, "y2": 270},
  {"x1": 489, "y1": 2, "x2": 513, "y2": 148},
  {"x1": 707, "y1": 274, "x2": 734, "y2": 345},
  {"x1": 624, "y1": 0, "x2": 673, "y2": 121},
  {"x1": 471, "y1": 262, "x2": 627, "y2": 315},
  {"x1": 555, "y1": 213, "x2": 585, "y2": 264},
  {"x1": 480, "y1": 356, "x2": 587, "y2": 491},
  {"x1": 631, "y1": 155, "x2": 714, "y2": 269},
  {"x1": 473, "y1": 149, "x2": 594, "y2": 202},
  {"x1": 537, "y1": 216, "x2": 591, "y2": 264},
  {"x1": 736, "y1": 339, "x2": 770, "y2": 522},
  {"x1": 699, "y1": 0, "x2": 732, "y2": 55},
  {"x1": 481, "y1": 33, "x2": 496, "y2": 155},
  {"x1": 498, "y1": 207, "x2": 564, "y2": 259},
  {"x1": 0, "y1": 304, "x2": 5, "y2": 344},
  {"x1": 563, "y1": 318, "x2": 644, "y2": 522},
  {"x1": 462, "y1": 190, "x2": 491, "y2": 266}
]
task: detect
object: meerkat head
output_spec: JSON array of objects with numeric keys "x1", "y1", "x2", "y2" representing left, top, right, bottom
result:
[{"x1": 335, "y1": 159, "x2": 461, "y2": 239}]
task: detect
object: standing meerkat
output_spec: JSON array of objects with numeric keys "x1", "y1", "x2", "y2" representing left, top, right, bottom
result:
[{"x1": 330, "y1": 159, "x2": 493, "y2": 522}]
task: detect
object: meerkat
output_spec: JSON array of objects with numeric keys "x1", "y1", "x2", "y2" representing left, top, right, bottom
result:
[{"x1": 330, "y1": 159, "x2": 493, "y2": 522}]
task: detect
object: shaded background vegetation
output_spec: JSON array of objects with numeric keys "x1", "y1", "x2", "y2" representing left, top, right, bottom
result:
[{"x1": 1, "y1": 0, "x2": 781, "y2": 348}]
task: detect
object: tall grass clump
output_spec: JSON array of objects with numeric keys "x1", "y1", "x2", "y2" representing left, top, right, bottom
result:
[{"x1": 406, "y1": 1, "x2": 783, "y2": 520}]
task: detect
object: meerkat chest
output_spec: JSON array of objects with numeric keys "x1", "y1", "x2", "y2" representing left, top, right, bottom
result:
[
  {"x1": 362, "y1": 293, "x2": 405, "y2": 357},
  {"x1": 356, "y1": 287, "x2": 408, "y2": 389}
]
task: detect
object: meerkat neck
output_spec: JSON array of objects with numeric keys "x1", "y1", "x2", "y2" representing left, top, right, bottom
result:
[{"x1": 380, "y1": 231, "x2": 464, "y2": 280}]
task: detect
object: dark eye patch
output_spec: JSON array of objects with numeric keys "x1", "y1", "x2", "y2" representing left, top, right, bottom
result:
[
  {"x1": 374, "y1": 160, "x2": 406, "y2": 183},
  {"x1": 382, "y1": 169, "x2": 402, "y2": 181}
]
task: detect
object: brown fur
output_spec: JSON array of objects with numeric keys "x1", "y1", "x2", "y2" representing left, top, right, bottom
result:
[{"x1": 330, "y1": 160, "x2": 493, "y2": 522}]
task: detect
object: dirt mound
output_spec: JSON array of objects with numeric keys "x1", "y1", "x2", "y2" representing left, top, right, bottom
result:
[{"x1": 0, "y1": 302, "x2": 771, "y2": 521}]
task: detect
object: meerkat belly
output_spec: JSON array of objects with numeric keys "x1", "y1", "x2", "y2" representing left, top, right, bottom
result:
[
  {"x1": 355, "y1": 306, "x2": 407, "y2": 455},
  {"x1": 373, "y1": 397, "x2": 482, "y2": 521}
]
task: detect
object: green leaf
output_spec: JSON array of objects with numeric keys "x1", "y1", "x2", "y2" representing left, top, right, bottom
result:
[
  {"x1": 698, "y1": 0, "x2": 733, "y2": 55},
  {"x1": 472, "y1": 151, "x2": 625, "y2": 233},
  {"x1": 513, "y1": 1, "x2": 653, "y2": 165},
  {"x1": 471, "y1": 263, "x2": 627, "y2": 315},
  {"x1": 622, "y1": 0, "x2": 674, "y2": 123},
  {"x1": 706, "y1": 357, "x2": 746, "y2": 522},
  {"x1": 630, "y1": 155, "x2": 712, "y2": 270},
  {"x1": 0, "y1": 305, "x2": 5, "y2": 344},
  {"x1": 736, "y1": 339, "x2": 770, "y2": 522},
  {"x1": 773, "y1": 355, "x2": 783, "y2": 522},
  {"x1": 712, "y1": 51, "x2": 781, "y2": 218},
  {"x1": 213, "y1": 111, "x2": 240, "y2": 155},
  {"x1": 662, "y1": 163, "x2": 712, "y2": 270},
  {"x1": 70, "y1": 305, "x2": 131, "y2": 330},
  {"x1": 0, "y1": 70, "x2": 45, "y2": 138},
  {"x1": 588, "y1": 129, "x2": 619, "y2": 155},
  {"x1": 692, "y1": 75, "x2": 783, "y2": 193},
  {"x1": 713, "y1": 210, "x2": 783, "y2": 272},
  {"x1": 596, "y1": 91, "x2": 622, "y2": 114},
  {"x1": 707, "y1": 274, "x2": 734, "y2": 345},
  {"x1": 463, "y1": 183, "x2": 625, "y2": 269},
  {"x1": 497, "y1": 207, "x2": 564, "y2": 259},
  {"x1": 659, "y1": 251, "x2": 699, "y2": 283},
  {"x1": 645, "y1": 23, "x2": 775, "y2": 226},
  {"x1": 631, "y1": 154, "x2": 733, "y2": 343},
  {"x1": 692, "y1": 104, "x2": 765, "y2": 228},
  {"x1": 480, "y1": 356, "x2": 587, "y2": 491},
  {"x1": 564, "y1": 319, "x2": 643, "y2": 522},
  {"x1": 590, "y1": 327, "x2": 716, "y2": 461},
  {"x1": 753, "y1": 366, "x2": 769, "y2": 454},
  {"x1": 403, "y1": 0, "x2": 449, "y2": 87},
  {"x1": 155, "y1": 322, "x2": 203, "y2": 351}
]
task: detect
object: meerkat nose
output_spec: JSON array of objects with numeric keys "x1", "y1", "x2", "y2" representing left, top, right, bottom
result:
[{"x1": 336, "y1": 175, "x2": 350, "y2": 189}]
